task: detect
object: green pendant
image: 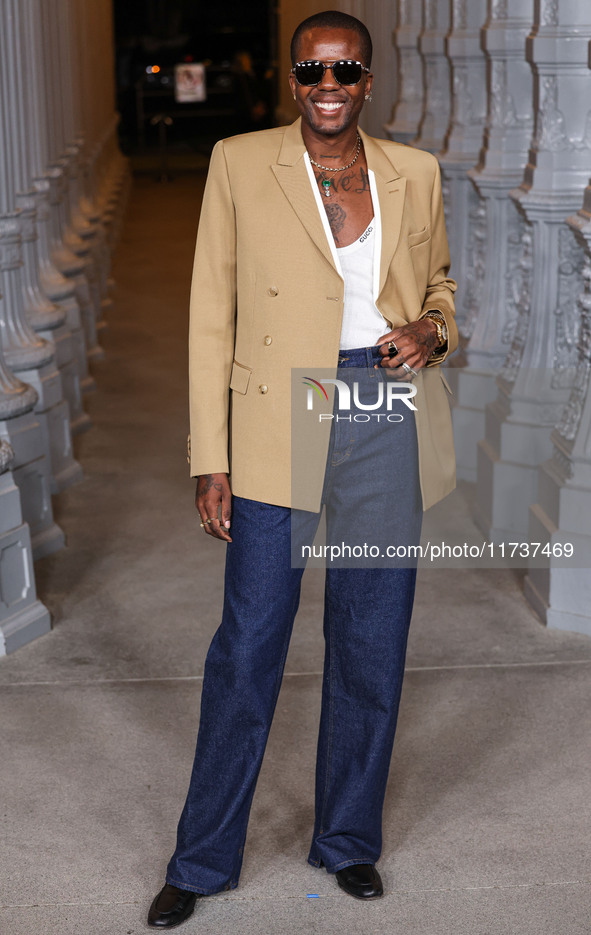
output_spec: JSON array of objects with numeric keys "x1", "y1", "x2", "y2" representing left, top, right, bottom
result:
[{"x1": 321, "y1": 178, "x2": 332, "y2": 197}]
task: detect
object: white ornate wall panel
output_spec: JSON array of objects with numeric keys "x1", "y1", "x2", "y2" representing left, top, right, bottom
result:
[
  {"x1": 476, "y1": 1, "x2": 591, "y2": 543},
  {"x1": 447, "y1": 0, "x2": 536, "y2": 479},
  {"x1": 0, "y1": 440, "x2": 50, "y2": 656},
  {"x1": 524, "y1": 186, "x2": 591, "y2": 635},
  {"x1": 0, "y1": 0, "x2": 128, "y2": 654},
  {"x1": 414, "y1": 0, "x2": 452, "y2": 153},
  {"x1": 387, "y1": 0, "x2": 425, "y2": 144},
  {"x1": 438, "y1": 0, "x2": 489, "y2": 339},
  {"x1": 337, "y1": 0, "x2": 399, "y2": 140}
]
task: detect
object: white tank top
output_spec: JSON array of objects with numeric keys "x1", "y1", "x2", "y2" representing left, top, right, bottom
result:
[
  {"x1": 336, "y1": 221, "x2": 388, "y2": 349},
  {"x1": 303, "y1": 152, "x2": 389, "y2": 350}
]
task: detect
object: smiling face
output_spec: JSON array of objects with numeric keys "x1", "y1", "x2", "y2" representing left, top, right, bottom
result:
[{"x1": 288, "y1": 27, "x2": 373, "y2": 140}]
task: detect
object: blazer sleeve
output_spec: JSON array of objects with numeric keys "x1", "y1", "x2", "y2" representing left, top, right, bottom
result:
[
  {"x1": 418, "y1": 159, "x2": 458, "y2": 367},
  {"x1": 188, "y1": 139, "x2": 237, "y2": 477}
]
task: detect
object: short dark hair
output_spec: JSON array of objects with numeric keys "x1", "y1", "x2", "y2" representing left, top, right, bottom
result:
[{"x1": 290, "y1": 11, "x2": 372, "y2": 69}]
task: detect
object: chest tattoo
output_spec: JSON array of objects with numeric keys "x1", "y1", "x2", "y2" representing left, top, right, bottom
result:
[
  {"x1": 314, "y1": 166, "x2": 371, "y2": 196},
  {"x1": 325, "y1": 203, "x2": 347, "y2": 241}
]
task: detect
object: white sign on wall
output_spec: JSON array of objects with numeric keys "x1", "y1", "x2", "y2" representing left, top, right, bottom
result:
[{"x1": 174, "y1": 64, "x2": 207, "y2": 103}]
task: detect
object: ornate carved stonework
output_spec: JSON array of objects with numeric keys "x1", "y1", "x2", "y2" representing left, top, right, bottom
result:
[
  {"x1": 425, "y1": 0, "x2": 437, "y2": 30},
  {"x1": 491, "y1": 0, "x2": 508, "y2": 19},
  {"x1": 536, "y1": 76, "x2": 570, "y2": 152},
  {"x1": 541, "y1": 0, "x2": 559, "y2": 27},
  {"x1": 452, "y1": 0, "x2": 467, "y2": 30},
  {"x1": 399, "y1": 0, "x2": 410, "y2": 21},
  {"x1": 399, "y1": 50, "x2": 420, "y2": 104},
  {"x1": 0, "y1": 440, "x2": 15, "y2": 474},
  {"x1": 452, "y1": 68, "x2": 474, "y2": 129},
  {"x1": 46, "y1": 167, "x2": 63, "y2": 207},
  {"x1": 490, "y1": 60, "x2": 517, "y2": 129},
  {"x1": 32, "y1": 177, "x2": 51, "y2": 222},
  {"x1": 534, "y1": 79, "x2": 591, "y2": 153},
  {"x1": 461, "y1": 193, "x2": 487, "y2": 340},
  {"x1": 0, "y1": 213, "x2": 23, "y2": 272},
  {"x1": 501, "y1": 208, "x2": 527, "y2": 346},
  {"x1": 15, "y1": 192, "x2": 37, "y2": 244},
  {"x1": 501, "y1": 221, "x2": 534, "y2": 384},
  {"x1": 552, "y1": 228, "x2": 585, "y2": 389},
  {"x1": 424, "y1": 60, "x2": 449, "y2": 112},
  {"x1": 554, "y1": 255, "x2": 591, "y2": 443}
]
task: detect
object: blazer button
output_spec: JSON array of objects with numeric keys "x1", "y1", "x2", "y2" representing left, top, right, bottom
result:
[
  {"x1": 267, "y1": 286, "x2": 278, "y2": 296},
  {"x1": 259, "y1": 384, "x2": 268, "y2": 394},
  {"x1": 264, "y1": 335, "x2": 272, "y2": 345}
]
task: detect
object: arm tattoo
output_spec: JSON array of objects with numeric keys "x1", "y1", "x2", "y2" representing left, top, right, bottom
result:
[
  {"x1": 198, "y1": 474, "x2": 223, "y2": 495},
  {"x1": 407, "y1": 322, "x2": 438, "y2": 355}
]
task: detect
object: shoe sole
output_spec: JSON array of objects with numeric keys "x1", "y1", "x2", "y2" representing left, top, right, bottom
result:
[
  {"x1": 147, "y1": 899, "x2": 197, "y2": 929},
  {"x1": 336, "y1": 878, "x2": 384, "y2": 900},
  {"x1": 147, "y1": 912, "x2": 195, "y2": 929}
]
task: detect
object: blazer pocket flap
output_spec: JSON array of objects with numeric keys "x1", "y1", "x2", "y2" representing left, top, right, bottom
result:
[
  {"x1": 439, "y1": 371, "x2": 454, "y2": 396},
  {"x1": 229, "y1": 360, "x2": 252, "y2": 395},
  {"x1": 408, "y1": 225, "x2": 431, "y2": 248}
]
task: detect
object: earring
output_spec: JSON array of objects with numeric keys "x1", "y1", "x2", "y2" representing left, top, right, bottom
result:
[{"x1": 365, "y1": 92, "x2": 373, "y2": 102}]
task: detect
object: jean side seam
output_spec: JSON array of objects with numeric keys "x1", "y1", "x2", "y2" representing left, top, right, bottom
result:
[
  {"x1": 231, "y1": 580, "x2": 301, "y2": 885},
  {"x1": 318, "y1": 581, "x2": 336, "y2": 834}
]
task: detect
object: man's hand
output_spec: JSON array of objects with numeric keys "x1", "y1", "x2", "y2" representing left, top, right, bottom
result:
[
  {"x1": 196, "y1": 473, "x2": 232, "y2": 542},
  {"x1": 375, "y1": 319, "x2": 439, "y2": 378}
]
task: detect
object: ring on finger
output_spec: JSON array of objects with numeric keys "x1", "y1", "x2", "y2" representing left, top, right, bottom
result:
[
  {"x1": 387, "y1": 340, "x2": 398, "y2": 356},
  {"x1": 401, "y1": 361, "x2": 417, "y2": 377}
]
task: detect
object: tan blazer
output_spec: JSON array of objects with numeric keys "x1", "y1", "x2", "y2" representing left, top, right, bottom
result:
[{"x1": 188, "y1": 118, "x2": 458, "y2": 511}]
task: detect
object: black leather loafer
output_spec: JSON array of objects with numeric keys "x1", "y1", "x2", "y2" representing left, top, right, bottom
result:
[
  {"x1": 335, "y1": 863, "x2": 383, "y2": 899},
  {"x1": 148, "y1": 883, "x2": 201, "y2": 928}
]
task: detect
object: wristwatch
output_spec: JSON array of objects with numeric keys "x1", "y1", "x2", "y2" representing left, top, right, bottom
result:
[{"x1": 423, "y1": 310, "x2": 448, "y2": 347}]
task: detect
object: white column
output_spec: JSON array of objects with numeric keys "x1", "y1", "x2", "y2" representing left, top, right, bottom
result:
[
  {"x1": 0, "y1": 3, "x2": 65, "y2": 557},
  {"x1": 81, "y1": 0, "x2": 131, "y2": 255},
  {"x1": 414, "y1": 0, "x2": 452, "y2": 153},
  {"x1": 438, "y1": 0, "x2": 489, "y2": 335},
  {"x1": 524, "y1": 184, "x2": 591, "y2": 635},
  {"x1": 447, "y1": 0, "x2": 535, "y2": 479},
  {"x1": 0, "y1": 439, "x2": 51, "y2": 656},
  {"x1": 338, "y1": 0, "x2": 398, "y2": 141},
  {"x1": 40, "y1": 0, "x2": 101, "y2": 383},
  {"x1": 475, "y1": 0, "x2": 591, "y2": 541},
  {"x1": 386, "y1": 0, "x2": 425, "y2": 145},
  {"x1": 58, "y1": 0, "x2": 108, "y2": 344},
  {"x1": 8, "y1": 0, "x2": 84, "y2": 494},
  {"x1": 29, "y1": 0, "x2": 93, "y2": 417}
]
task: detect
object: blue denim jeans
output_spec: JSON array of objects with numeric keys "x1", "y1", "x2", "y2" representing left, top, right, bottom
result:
[{"x1": 166, "y1": 347, "x2": 423, "y2": 894}]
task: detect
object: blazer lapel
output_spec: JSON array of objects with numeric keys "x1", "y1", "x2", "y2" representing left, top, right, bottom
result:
[
  {"x1": 360, "y1": 129, "x2": 406, "y2": 299},
  {"x1": 271, "y1": 119, "x2": 340, "y2": 276},
  {"x1": 271, "y1": 120, "x2": 407, "y2": 289}
]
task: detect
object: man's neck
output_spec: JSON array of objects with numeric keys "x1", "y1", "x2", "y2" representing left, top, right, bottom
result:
[{"x1": 302, "y1": 125, "x2": 361, "y2": 166}]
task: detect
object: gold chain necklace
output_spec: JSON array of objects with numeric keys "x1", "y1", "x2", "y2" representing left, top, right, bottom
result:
[{"x1": 308, "y1": 134, "x2": 362, "y2": 197}]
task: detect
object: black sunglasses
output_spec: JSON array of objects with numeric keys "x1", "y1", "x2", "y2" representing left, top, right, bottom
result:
[{"x1": 291, "y1": 59, "x2": 370, "y2": 87}]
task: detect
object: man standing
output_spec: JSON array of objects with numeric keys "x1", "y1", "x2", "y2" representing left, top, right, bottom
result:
[{"x1": 149, "y1": 11, "x2": 457, "y2": 929}]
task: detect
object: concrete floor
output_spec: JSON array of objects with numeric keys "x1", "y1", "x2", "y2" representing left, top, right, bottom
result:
[{"x1": 1, "y1": 174, "x2": 591, "y2": 935}]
